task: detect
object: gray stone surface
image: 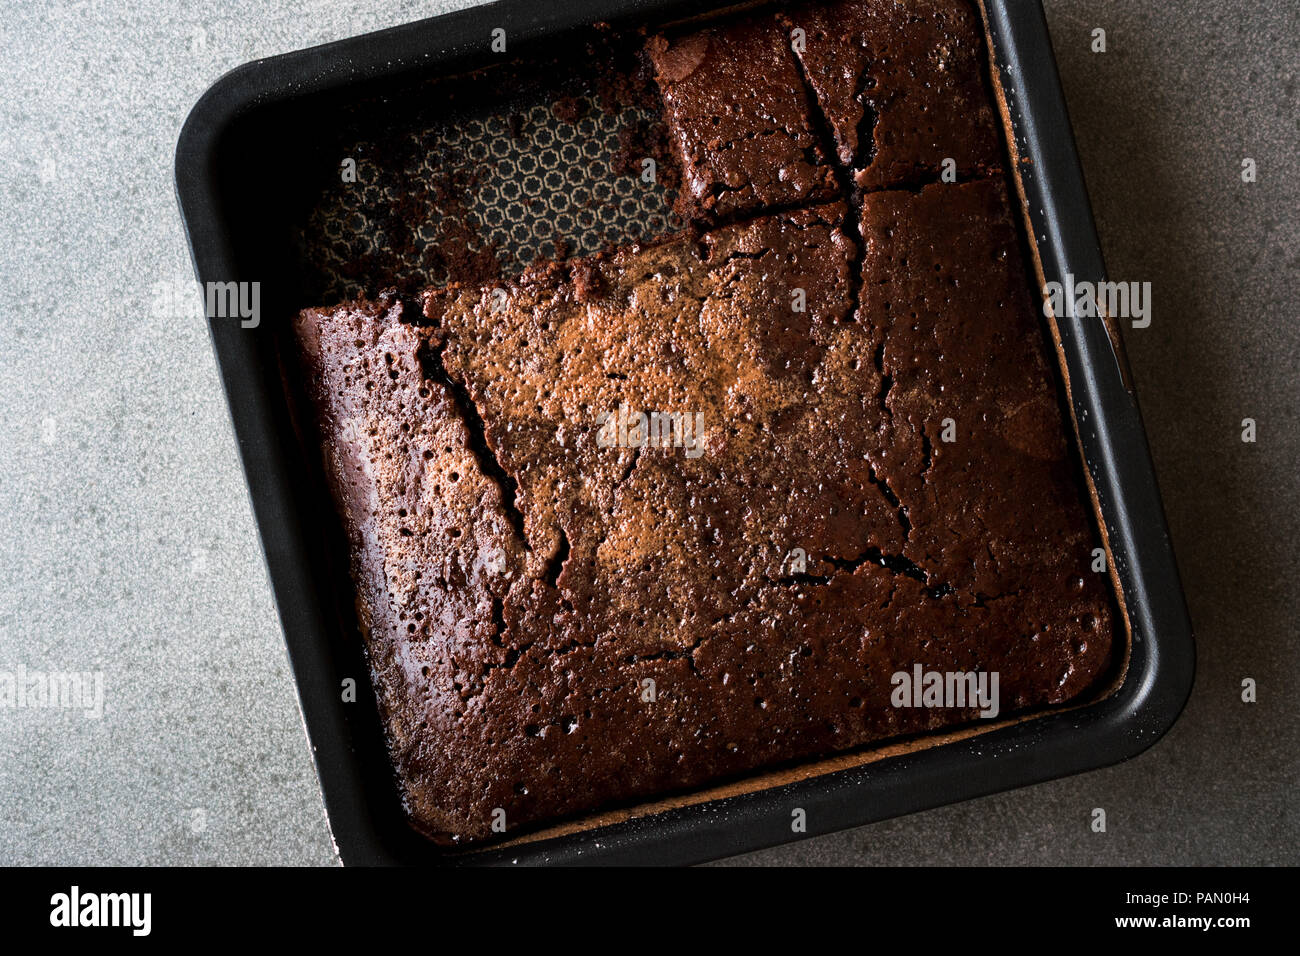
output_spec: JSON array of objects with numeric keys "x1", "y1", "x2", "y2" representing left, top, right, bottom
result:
[{"x1": 0, "y1": 0, "x2": 1294, "y2": 866}]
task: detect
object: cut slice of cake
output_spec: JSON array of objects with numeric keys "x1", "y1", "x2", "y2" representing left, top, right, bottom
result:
[
  {"x1": 780, "y1": 0, "x2": 1003, "y2": 189},
  {"x1": 646, "y1": 13, "x2": 839, "y2": 220}
]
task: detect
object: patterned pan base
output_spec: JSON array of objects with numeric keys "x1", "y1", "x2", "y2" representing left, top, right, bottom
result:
[{"x1": 300, "y1": 93, "x2": 681, "y2": 305}]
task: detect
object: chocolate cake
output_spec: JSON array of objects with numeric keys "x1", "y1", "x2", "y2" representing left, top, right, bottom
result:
[
  {"x1": 646, "y1": 14, "x2": 837, "y2": 220},
  {"x1": 290, "y1": 0, "x2": 1114, "y2": 845},
  {"x1": 780, "y1": 0, "x2": 1003, "y2": 189}
]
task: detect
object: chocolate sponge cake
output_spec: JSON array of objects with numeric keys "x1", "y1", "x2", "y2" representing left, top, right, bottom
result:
[
  {"x1": 779, "y1": 0, "x2": 1003, "y2": 189},
  {"x1": 645, "y1": 14, "x2": 838, "y2": 220},
  {"x1": 290, "y1": 0, "x2": 1115, "y2": 845},
  {"x1": 859, "y1": 180, "x2": 1098, "y2": 601}
]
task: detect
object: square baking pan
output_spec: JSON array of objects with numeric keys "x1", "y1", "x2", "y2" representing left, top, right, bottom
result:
[{"x1": 174, "y1": 0, "x2": 1195, "y2": 865}]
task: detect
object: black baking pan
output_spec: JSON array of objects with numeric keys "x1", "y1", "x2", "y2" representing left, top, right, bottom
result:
[{"x1": 174, "y1": 0, "x2": 1195, "y2": 865}]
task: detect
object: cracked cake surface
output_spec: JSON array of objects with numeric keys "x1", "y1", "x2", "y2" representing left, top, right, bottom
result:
[
  {"x1": 290, "y1": 0, "x2": 1114, "y2": 845},
  {"x1": 779, "y1": 0, "x2": 1003, "y2": 189}
]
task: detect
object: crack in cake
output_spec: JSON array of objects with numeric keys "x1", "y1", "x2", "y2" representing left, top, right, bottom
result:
[{"x1": 290, "y1": 0, "x2": 1115, "y2": 844}]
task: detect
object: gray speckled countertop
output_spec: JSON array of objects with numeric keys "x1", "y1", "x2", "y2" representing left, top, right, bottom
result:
[{"x1": 0, "y1": 0, "x2": 1294, "y2": 866}]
